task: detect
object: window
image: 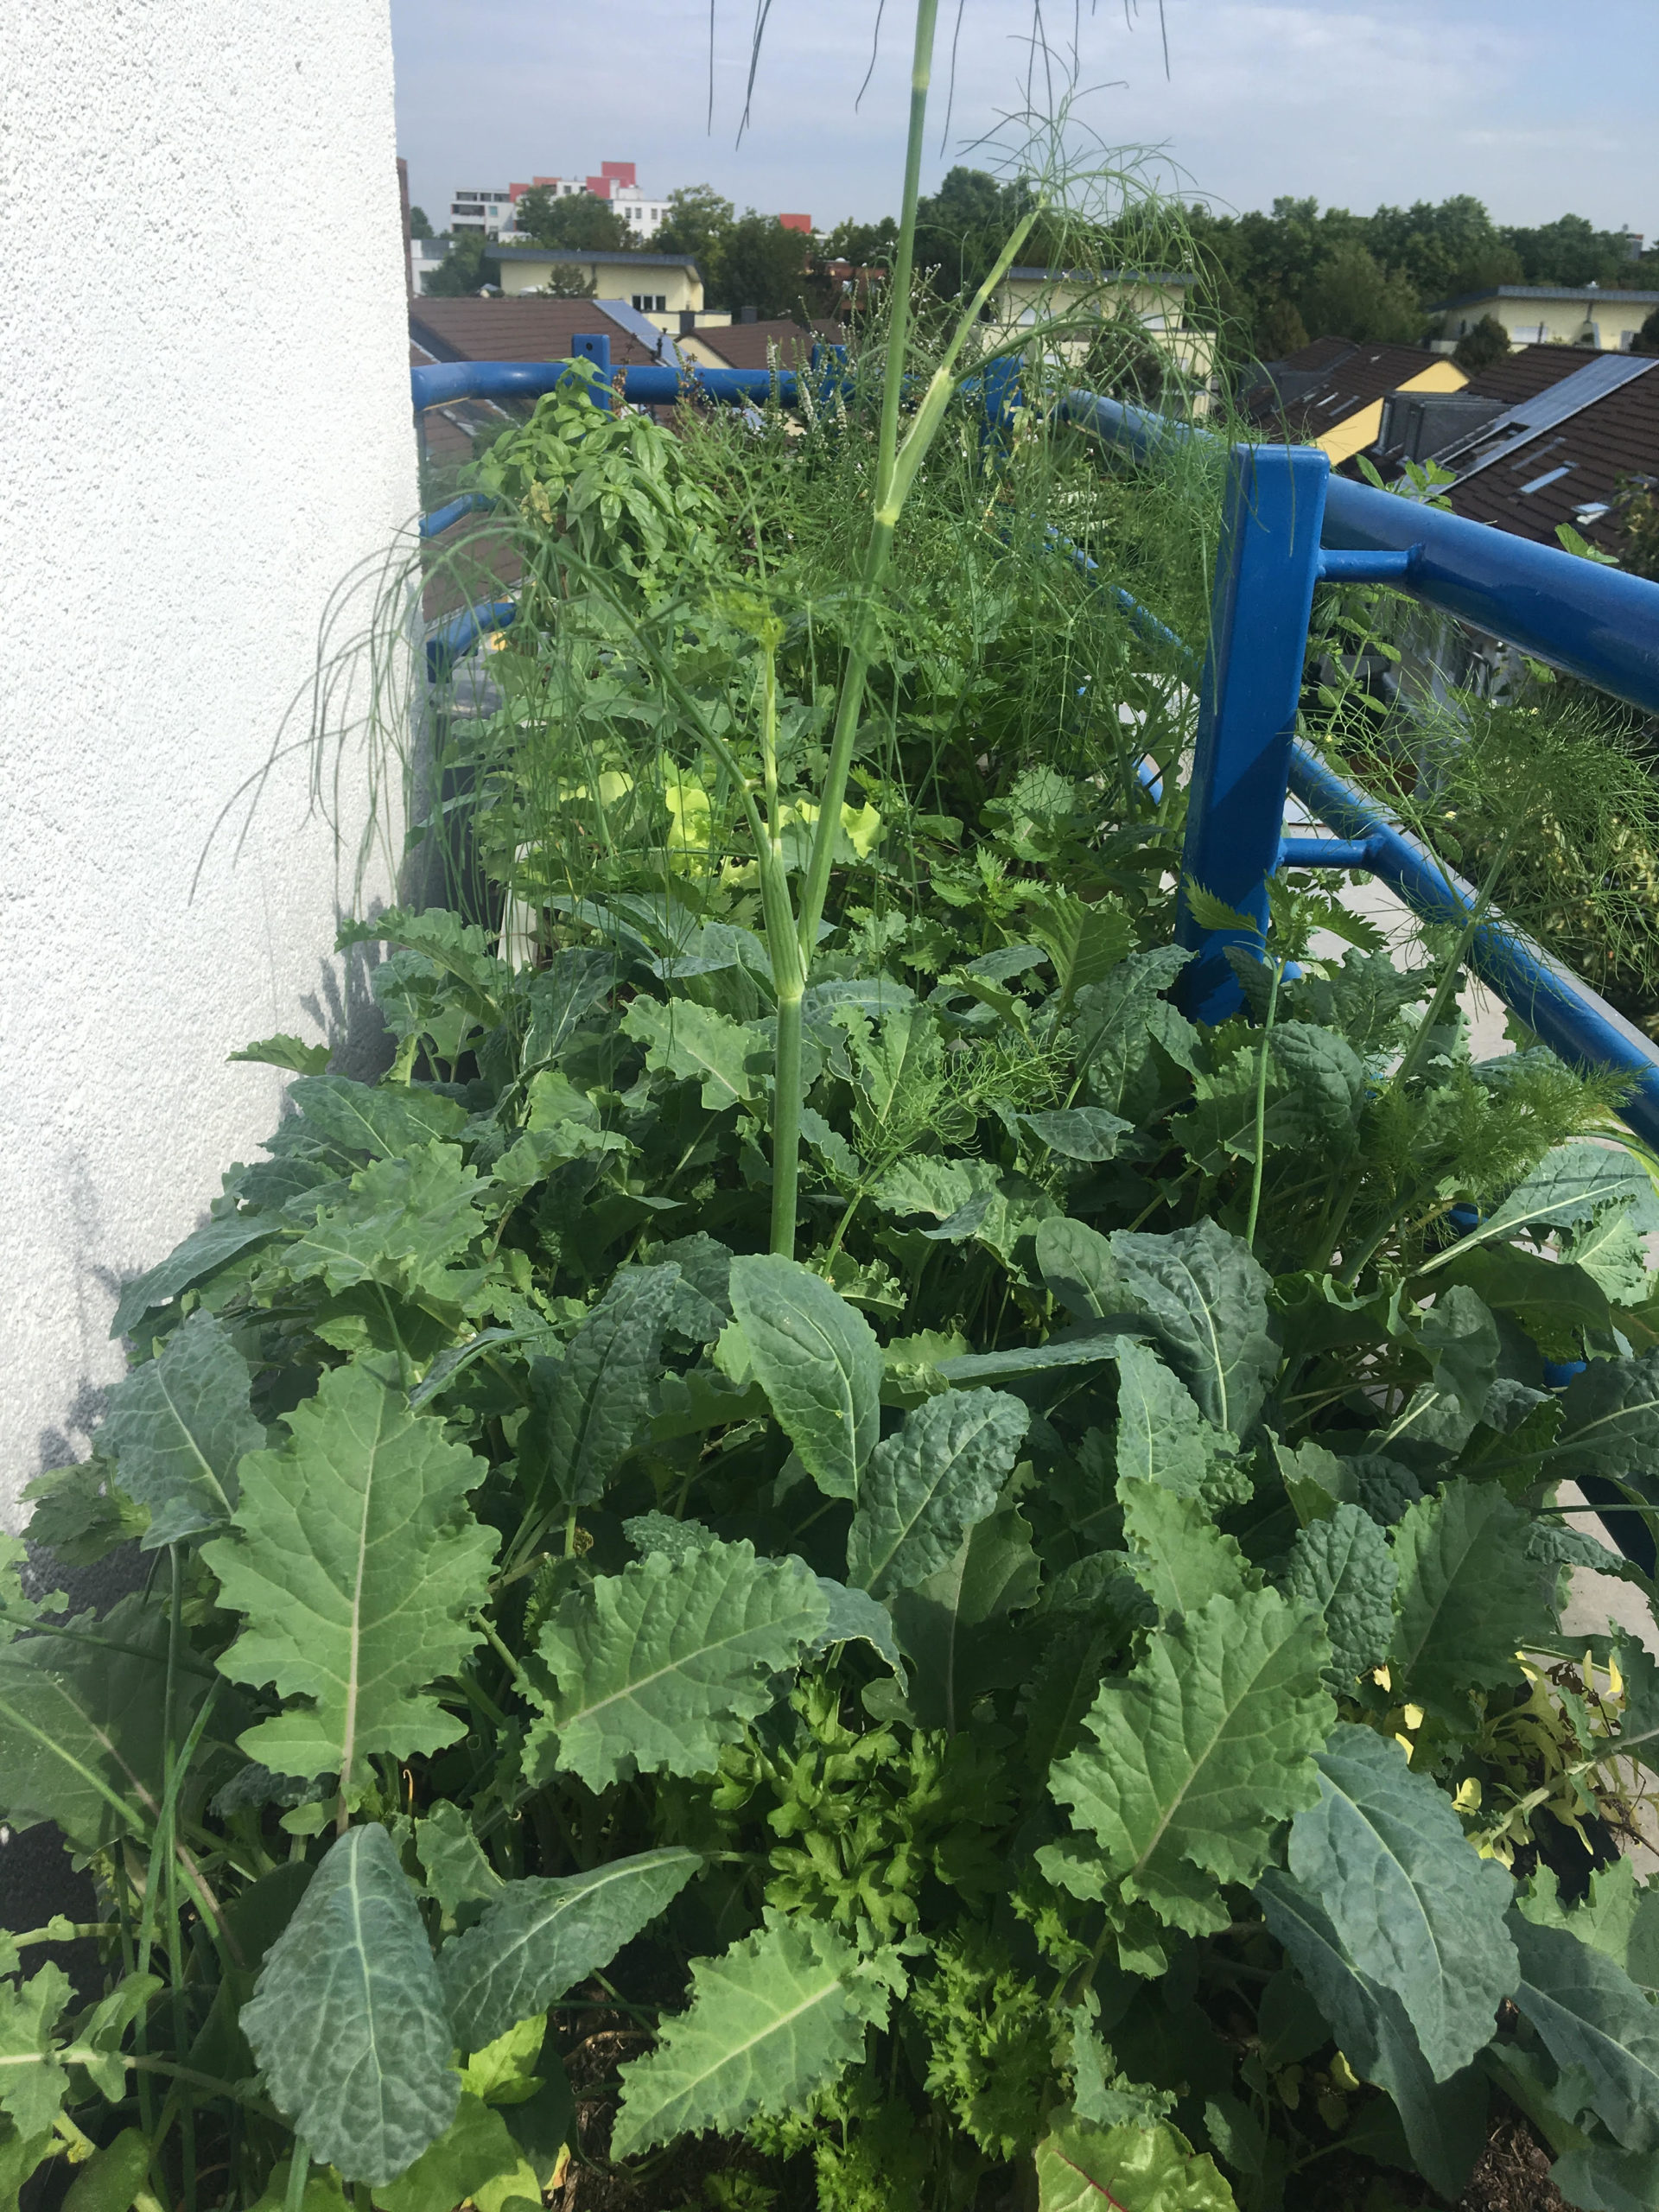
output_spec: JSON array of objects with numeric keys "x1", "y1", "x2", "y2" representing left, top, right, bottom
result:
[
  {"x1": 1518, "y1": 463, "x2": 1574, "y2": 495},
  {"x1": 632, "y1": 294, "x2": 667, "y2": 313}
]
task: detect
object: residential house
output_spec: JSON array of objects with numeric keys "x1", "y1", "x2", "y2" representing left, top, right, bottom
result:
[
  {"x1": 678, "y1": 315, "x2": 843, "y2": 373},
  {"x1": 1240, "y1": 339, "x2": 1467, "y2": 467},
  {"x1": 985, "y1": 267, "x2": 1214, "y2": 386},
  {"x1": 1427, "y1": 284, "x2": 1659, "y2": 355},
  {"x1": 492, "y1": 245, "x2": 703, "y2": 320}
]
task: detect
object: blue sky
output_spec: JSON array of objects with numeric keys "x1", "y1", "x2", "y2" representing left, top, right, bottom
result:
[{"x1": 393, "y1": 0, "x2": 1656, "y2": 241}]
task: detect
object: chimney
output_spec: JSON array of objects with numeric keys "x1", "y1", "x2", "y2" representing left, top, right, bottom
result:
[
  {"x1": 679, "y1": 308, "x2": 696, "y2": 334},
  {"x1": 741, "y1": 304, "x2": 758, "y2": 323},
  {"x1": 778, "y1": 213, "x2": 811, "y2": 234}
]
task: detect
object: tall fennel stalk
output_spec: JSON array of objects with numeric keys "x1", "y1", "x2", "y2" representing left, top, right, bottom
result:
[{"x1": 759, "y1": 0, "x2": 1045, "y2": 1256}]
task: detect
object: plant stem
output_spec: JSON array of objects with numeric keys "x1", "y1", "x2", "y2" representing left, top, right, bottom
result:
[{"x1": 1244, "y1": 957, "x2": 1285, "y2": 1253}]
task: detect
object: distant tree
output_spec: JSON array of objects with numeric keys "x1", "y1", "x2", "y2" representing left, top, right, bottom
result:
[
  {"x1": 1453, "y1": 314, "x2": 1511, "y2": 373},
  {"x1": 714, "y1": 212, "x2": 812, "y2": 319},
  {"x1": 1365, "y1": 195, "x2": 1519, "y2": 301},
  {"x1": 911, "y1": 167, "x2": 1021, "y2": 300},
  {"x1": 1301, "y1": 241, "x2": 1423, "y2": 344},
  {"x1": 1501, "y1": 213, "x2": 1633, "y2": 289},
  {"x1": 1632, "y1": 306, "x2": 1659, "y2": 357},
  {"x1": 409, "y1": 206, "x2": 434, "y2": 241},
  {"x1": 531, "y1": 265, "x2": 597, "y2": 299},
  {"x1": 1256, "y1": 297, "x2": 1310, "y2": 359},
  {"x1": 653, "y1": 185, "x2": 736, "y2": 294},
  {"x1": 515, "y1": 188, "x2": 632, "y2": 252},
  {"x1": 823, "y1": 213, "x2": 899, "y2": 269},
  {"x1": 420, "y1": 230, "x2": 499, "y2": 297}
]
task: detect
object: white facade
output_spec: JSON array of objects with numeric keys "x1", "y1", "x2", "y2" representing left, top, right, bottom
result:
[
  {"x1": 450, "y1": 188, "x2": 515, "y2": 237},
  {"x1": 3, "y1": 1, "x2": 416, "y2": 1522},
  {"x1": 500, "y1": 171, "x2": 671, "y2": 242}
]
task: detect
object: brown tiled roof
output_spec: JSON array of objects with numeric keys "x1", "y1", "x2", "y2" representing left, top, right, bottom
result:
[
  {"x1": 1461, "y1": 341, "x2": 1601, "y2": 408},
  {"x1": 692, "y1": 317, "x2": 844, "y2": 372},
  {"x1": 1240, "y1": 339, "x2": 1445, "y2": 444},
  {"x1": 1446, "y1": 361, "x2": 1659, "y2": 556},
  {"x1": 410, "y1": 296, "x2": 660, "y2": 368}
]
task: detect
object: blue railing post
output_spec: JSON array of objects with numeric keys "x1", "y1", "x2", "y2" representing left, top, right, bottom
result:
[
  {"x1": 570, "y1": 332, "x2": 613, "y2": 410},
  {"x1": 1176, "y1": 442, "x2": 1332, "y2": 1022}
]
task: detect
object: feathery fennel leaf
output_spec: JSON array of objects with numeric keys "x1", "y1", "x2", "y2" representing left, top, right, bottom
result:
[
  {"x1": 202, "y1": 1363, "x2": 496, "y2": 1794},
  {"x1": 610, "y1": 1919, "x2": 901, "y2": 2158},
  {"x1": 523, "y1": 1539, "x2": 829, "y2": 1789},
  {"x1": 241, "y1": 1823, "x2": 458, "y2": 2185}
]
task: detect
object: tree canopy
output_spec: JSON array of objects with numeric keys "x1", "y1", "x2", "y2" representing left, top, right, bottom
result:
[{"x1": 514, "y1": 188, "x2": 632, "y2": 252}]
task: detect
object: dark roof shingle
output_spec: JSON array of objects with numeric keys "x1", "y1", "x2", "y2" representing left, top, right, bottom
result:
[{"x1": 1446, "y1": 360, "x2": 1659, "y2": 556}]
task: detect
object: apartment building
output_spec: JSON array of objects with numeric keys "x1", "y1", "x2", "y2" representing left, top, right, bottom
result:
[{"x1": 1428, "y1": 283, "x2": 1659, "y2": 355}]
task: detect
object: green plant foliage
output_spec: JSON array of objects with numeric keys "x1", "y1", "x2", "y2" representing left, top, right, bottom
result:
[
  {"x1": 242, "y1": 1824, "x2": 459, "y2": 2183},
  {"x1": 1033, "y1": 2117, "x2": 1237, "y2": 2210},
  {"x1": 98, "y1": 1309, "x2": 263, "y2": 1546}
]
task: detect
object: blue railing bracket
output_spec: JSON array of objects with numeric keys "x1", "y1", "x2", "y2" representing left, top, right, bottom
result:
[{"x1": 1317, "y1": 547, "x2": 1417, "y2": 585}]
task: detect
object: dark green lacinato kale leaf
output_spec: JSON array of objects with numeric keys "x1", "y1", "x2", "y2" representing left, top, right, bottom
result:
[
  {"x1": 1255, "y1": 1872, "x2": 1490, "y2": 2203},
  {"x1": 439, "y1": 1847, "x2": 701, "y2": 2051},
  {"x1": 728, "y1": 1255, "x2": 881, "y2": 1501},
  {"x1": 892, "y1": 1503, "x2": 1043, "y2": 1733},
  {"x1": 518, "y1": 1262, "x2": 682, "y2": 1512},
  {"x1": 1510, "y1": 1914, "x2": 1659, "y2": 2154},
  {"x1": 110, "y1": 1210, "x2": 285, "y2": 1339},
  {"x1": 1107, "y1": 1220, "x2": 1280, "y2": 1440},
  {"x1": 1071, "y1": 944, "x2": 1197, "y2": 1120},
  {"x1": 99, "y1": 1310, "x2": 264, "y2": 1547},
  {"x1": 1046, "y1": 1588, "x2": 1332, "y2": 1935},
  {"x1": 845, "y1": 1387, "x2": 1029, "y2": 1599},
  {"x1": 241, "y1": 1822, "x2": 458, "y2": 2184},
  {"x1": 522, "y1": 947, "x2": 620, "y2": 1067},
  {"x1": 1378, "y1": 1285, "x2": 1500, "y2": 1464},
  {"x1": 1284, "y1": 1505, "x2": 1397, "y2": 1686},
  {"x1": 611, "y1": 1919, "x2": 904, "y2": 2158},
  {"x1": 1553, "y1": 1350, "x2": 1659, "y2": 1489},
  {"x1": 1388, "y1": 1479, "x2": 1547, "y2": 1725},
  {"x1": 1285, "y1": 1726, "x2": 1517, "y2": 2081},
  {"x1": 202, "y1": 1363, "x2": 497, "y2": 1795},
  {"x1": 1419, "y1": 1142, "x2": 1659, "y2": 1275},
  {"x1": 522, "y1": 1537, "x2": 830, "y2": 1789}
]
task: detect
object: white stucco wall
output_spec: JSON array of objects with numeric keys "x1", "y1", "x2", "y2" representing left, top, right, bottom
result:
[{"x1": 1, "y1": 3, "x2": 417, "y2": 1519}]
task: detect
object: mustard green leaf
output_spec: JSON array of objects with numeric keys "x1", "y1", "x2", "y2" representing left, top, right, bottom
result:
[
  {"x1": 728, "y1": 1256, "x2": 880, "y2": 1502},
  {"x1": 1518, "y1": 1862, "x2": 1659, "y2": 1994},
  {"x1": 621, "y1": 998, "x2": 763, "y2": 1111},
  {"x1": 287, "y1": 1142, "x2": 488, "y2": 1303},
  {"x1": 100, "y1": 1310, "x2": 263, "y2": 1548},
  {"x1": 288, "y1": 1074, "x2": 468, "y2": 1157},
  {"x1": 1033, "y1": 2116, "x2": 1238, "y2": 2211},
  {"x1": 1020, "y1": 1109, "x2": 1134, "y2": 1162},
  {"x1": 846, "y1": 1388, "x2": 1029, "y2": 1599},
  {"x1": 1049, "y1": 1589, "x2": 1332, "y2": 1933},
  {"x1": 229, "y1": 1033, "x2": 332, "y2": 1074},
  {"x1": 610, "y1": 1920, "x2": 901, "y2": 2158},
  {"x1": 439, "y1": 1848, "x2": 701, "y2": 2052},
  {"x1": 1287, "y1": 1726, "x2": 1517, "y2": 2081},
  {"x1": 371, "y1": 2094, "x2": 527, "y2": 2212},
  {"x1": 523, "y1": 1539, "x2": 830, "y2": 1789},
  {"x1": 1420, "y1": 1142, "x2": 1659, "y2": 1274},
  {"x1": 1113, "y1": 1339, "x2": 1236, "y2": 1501},
  {"x1": 893, "y1": 1503, "x2": 1042, "y2": 1734},
  {"x1": 1118, "y1": 1482, "x2": 1251, "y2": 1620},
  {"x1": 0, "y1": 1964, "x2": 71, "y2": 2140},
  {"x1": 241, "y1": 1822, "x2": 458, "y2": 2185},
  {"x1": 416, "y1": 1800, "x2": 502, "y2": 1918},
  {"x1": 202, "y1": 1362, "x2": 496, "y2": 1794},
  {"x1": 1554, "y1": 1352, "x2": 1659, "y2": 1488}
]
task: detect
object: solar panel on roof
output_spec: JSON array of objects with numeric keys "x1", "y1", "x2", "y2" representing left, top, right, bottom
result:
[{"x1": 1442, "y1": 353, "x2": 1658, "y2": 483}]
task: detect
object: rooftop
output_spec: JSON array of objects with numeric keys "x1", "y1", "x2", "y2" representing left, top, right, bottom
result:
[
  {"x1": 1429, "y1": 283, "x2": 1659, "y2": 310},
  {"x1": 1441, "y1": 357, "x2": 1659, "y2": 556},
  {"x1": 492, "y1": 245, "x2": 701, "y2": 271},
  {"x1": 410, "y1": 296, "x2": 666, "y2": 371},
  {"x1": 1240, "y1": 338, "x2": 1450, "y2": 445}
]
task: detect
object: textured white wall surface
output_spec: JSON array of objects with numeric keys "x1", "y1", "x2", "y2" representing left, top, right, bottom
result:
[{"x1": 1, "y1": 3, "x2": 416, "y2": 1519}]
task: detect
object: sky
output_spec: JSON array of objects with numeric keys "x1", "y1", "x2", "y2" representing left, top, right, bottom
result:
[{"x1": 392, "y1": 0, "x2": 1656, "y2": 242}]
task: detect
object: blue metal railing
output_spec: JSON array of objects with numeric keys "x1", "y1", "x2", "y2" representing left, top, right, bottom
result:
[{"x1": 411, "y1": 350, "x2": 1659, "y2": 1141}]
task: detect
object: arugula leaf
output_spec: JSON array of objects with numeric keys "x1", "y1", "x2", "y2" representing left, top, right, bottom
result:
[
  {"x1": 0, "y1": 1964, "x2": 71, "y2": 2140},
  {"x1": 203, "y1": 1363, "x2": 497, "y2": 1794},
  {"x1": 1287, "y1": 1726, "x2": 1517, "y2": 2080},
  {"x1": 439, "y1": 1848, "x2": 701, "y2": 2050},
  {"x1": 100, "y1": 1311, "x2": 263, "y2": 1547},
  {"x1": 1048, "y1": 1589, "x2": 1332, "y2": 1933},
  {"x1": 1284, "y1": 1506, "x2": 1397, "y2": 1684},
  {"x1": 526, "y1": 1262, "x2": 681, "y2": 1511},
  {"x1": 241, "y1": 1822, "x2": 458, "y2": 2184},
  {"x1": 1255, "y1": 1872, "x2": 1489, "y2": 2202},
  {"x1": 845, "y1": 1388, "x2": 1028, "y2": 1599},
  {"x1": 1033, "y1": 2116, "x2": 1238, "y2": 2211},
  {"x1": 1510, "y1": 1914, "x2": 1659, "y2": 2152},
  {"x1": 288, "y1": 1075, "x2": 468, "y2": 1157},
  {"x1": 523, "y1": 1539, "x2": 830, "y2": 1789},
  {"x1": 728, "y1": 1256, "x2": 880, "y2": 1501},
  {"x1": 1388, "y1": 1480, "x2": 1543, "y2": 1724},
  {"x1": 610, "y1": 1919, "x2": 901, "y2": 2158},
  {"x1": 1108, "y1": 1221, "x2": 1279, "y2": 1439},
  {"x1": 111, "y1": 1211, "x2": 283, "y2": 1339}
]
